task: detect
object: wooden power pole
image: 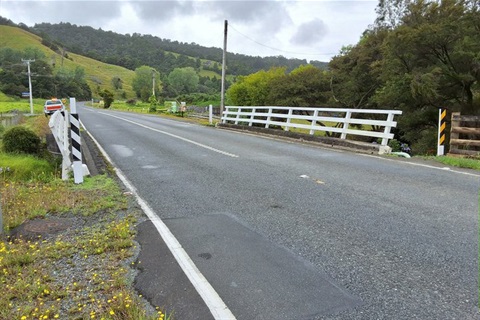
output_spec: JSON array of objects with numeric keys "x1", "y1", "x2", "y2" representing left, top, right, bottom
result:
[{"x1": 220, "y1": 20, "x2": 228, "y2": 118}]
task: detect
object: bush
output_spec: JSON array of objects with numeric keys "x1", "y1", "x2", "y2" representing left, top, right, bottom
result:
[
  {"x1": 99, "y1": 89, "x2": 114, "y2": 108},
  {"x1": 126, "y1": 98, "x2": 137, "y2": 105},
  {"x1": 2, "y1": 126, "x2": 41, "y2": 155}
]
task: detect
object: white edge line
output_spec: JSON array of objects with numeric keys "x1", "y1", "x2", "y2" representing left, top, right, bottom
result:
[
  {"x1": 81, "y1": 122, "x2": 237, "y2": 320},
  {"x1": 357, "y1": 153, "x2": 480, "y2": 178}
]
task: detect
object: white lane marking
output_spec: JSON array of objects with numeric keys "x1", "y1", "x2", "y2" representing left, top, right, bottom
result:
[
  {"x1": 82, "y1": 123, "x2": 237, "y2": 320},
  {"x1": 357, "y1": 153, "x2": 480, "y2": 178},
  {"x1": 99, "y1": 112, "x2": 239, "y2": 158}
]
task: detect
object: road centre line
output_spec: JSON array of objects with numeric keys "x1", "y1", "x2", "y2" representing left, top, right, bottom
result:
[
  {"x1": 82, "y1": 123, "x2": 237, "y2": 320},
  {"x1": 99, "y1": 112, "x2": 239, "y2": 158}
]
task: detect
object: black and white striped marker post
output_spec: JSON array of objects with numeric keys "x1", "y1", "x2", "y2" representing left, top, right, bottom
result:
[{"x1": 69, "y1": 98, "x2": 83, "y2": 184}]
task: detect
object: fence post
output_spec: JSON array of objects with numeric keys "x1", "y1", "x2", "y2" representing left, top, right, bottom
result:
[
  {"x1": 285, "y1": 108, "x2": 293, "y2": 132},
  {"x1": 222, "y1": 106, "x2": 227, "y2": 124},
  {"x1": 249, "y1": 108, "x2": 256, "y2": 127},
  {"x1": 235, "y1": 107, "x2": 241, "y2": 125},
  {"x1": 341, "y1": 111, "x2": 352, "y2": 140},
  {"x1": 381, "y1": 112, "x2": 395, "y2": 146},
  {"x1": 266, "y1": 108, "x2": 273, "y2": 128},
  {"x1": 309, "y1": 109, "x2": 319, "y2": 135},
  {"x1": 437, "y1": 108, "x2": 447, "y2": 156},
  {"x1": 209, "y1": 104, "x2": 213, "y2": 125}
]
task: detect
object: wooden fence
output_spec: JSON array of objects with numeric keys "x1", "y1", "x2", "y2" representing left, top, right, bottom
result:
[
  {"x1": 221, "y1": 106, "x2": 402, "y2": 151},
  {"x1": 449, "y1": 112, "x2": 480, "y2": 156}
]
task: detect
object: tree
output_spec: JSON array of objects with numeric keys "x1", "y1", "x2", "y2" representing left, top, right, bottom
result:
[
  {"x1": 226, "y1": 67, "x2": 286, "y2": 106},
  {"x1": 54, "y1": 67, "x2": 92, "y2": 100},
  {"x1": 148, "y1": 95, "x2": 158, "y2": 112},
  {"x1": 267, "y1": 65, "x2": 330, "y2": 107},
  {"x1": 329, "y1": 28, "x2": 389, "y2": 109},
  {"x1": 375, "y1": 0, "x2": 412, "y2": 28},
  {"x1": 167, "y1": 67, "x2": 199, "y2": 95},
  {"x1": 132, "y1": 66, "x2": 161, "y2": 102},
  {"x1": 99, "y1": 89, "x2": 114, "y2": 108},
  {"x1": 372, "y1": 0, "x2": 480, "y2": 153}
]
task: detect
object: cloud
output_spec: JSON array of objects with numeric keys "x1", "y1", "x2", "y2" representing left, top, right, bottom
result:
[
  {"x1": 0, "y1": 0, "x2": 379, "y2": 61},
  {"x1": 1, "y1": 1, "x2": 122, "y2": 26},
  {"x1": 129, "y1": 0, "x2": 195, "y2": 21},
  {"x1": 290, "y1": 18, "x2": 328, "y2": 46}
]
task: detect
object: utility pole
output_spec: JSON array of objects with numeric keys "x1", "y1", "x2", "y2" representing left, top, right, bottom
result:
[
  {"x1": 220, "y1": 20, "x2": 228, "y2": 118},
  {"x1": 22, "y1": 59, "x2": 35, "y2": 114}
]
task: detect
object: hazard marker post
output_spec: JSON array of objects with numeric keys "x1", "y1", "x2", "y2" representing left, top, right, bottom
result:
[{"x1": 437, "y1": 108, "x2": 447, "y2": 156}]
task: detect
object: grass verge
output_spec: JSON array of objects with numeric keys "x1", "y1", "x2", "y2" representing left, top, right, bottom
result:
[
  {"x1": 0, "y1": 174, "x2": 170, "y2": 320},
  {"x1": 425, "y1": 155, "x2": 480, "y2": 171}
]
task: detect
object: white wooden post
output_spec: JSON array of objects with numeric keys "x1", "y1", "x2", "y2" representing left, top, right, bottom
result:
[
  {"x1": 381, "y1": 112, "x2": 395, "y2": 146},
  {"x1": 222, "y1": 106, "x2": 227, "y2": 123},
  {"x1": 341, "y1": 111, "x2": 352, "y2": 140},
  {"x1": 309, "y1": 110, "x2": 319, "y2": 135},
  {"x1": 285, "y1": 108, "x2": 293, "y2": 132},
  {"x1": 209, "y1": 104, "x2": 213, "y2": 125},
  {"x1": 49, "y1": 110, "x2": 72, "y2": 180},
  {"x1": 235, "y1": 107, "x2": 241, "y2": 124},
  {"x1": 249, "y1": 108, "x2": 256, "y2": 126},
  {"x1": 266, "y1": 108, "x2": 273, "y2": 128}
]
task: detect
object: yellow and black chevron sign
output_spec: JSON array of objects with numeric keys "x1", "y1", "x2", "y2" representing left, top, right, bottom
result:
[
  {"x1": 439, "y1": 108, "x2": 447, "y2": 145},
  {"x1": 437, "y1": 108, "x2": 447, "y2": 156}
]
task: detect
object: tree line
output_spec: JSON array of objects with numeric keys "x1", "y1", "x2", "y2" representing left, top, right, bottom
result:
[
  {"x1": 28, "y1": 22, "x2": 327, "y2": 77},
  {"x1": 0, "y1": 47, "x2": 91, "y2": 100}
]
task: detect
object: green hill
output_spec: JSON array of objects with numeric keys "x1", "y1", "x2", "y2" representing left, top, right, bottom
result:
[
  {"x1": 0, "y1": 25, "x2": 136, "y2": 98},
  {"x1": 33, "y1": 22, "x2": 328, "y2": 76}
]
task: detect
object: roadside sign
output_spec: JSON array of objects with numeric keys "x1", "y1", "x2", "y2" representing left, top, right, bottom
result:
[{"x1": 21, "y1": 92, "x2": 30, "y2": 98}]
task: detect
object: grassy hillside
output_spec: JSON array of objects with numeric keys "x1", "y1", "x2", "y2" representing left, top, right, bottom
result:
[{"x1": 0, "y1": 25, "x2": 136, "y2": 99}]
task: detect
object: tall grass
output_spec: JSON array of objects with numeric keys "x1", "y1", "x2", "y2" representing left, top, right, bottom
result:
[{"x1": 0, "y1": 153, "x2": 57, "y2": 182}]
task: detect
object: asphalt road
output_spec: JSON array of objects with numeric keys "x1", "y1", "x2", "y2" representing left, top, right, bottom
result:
[{"x1": 79, "y1": 104, "x2": 480, "y2": 320}]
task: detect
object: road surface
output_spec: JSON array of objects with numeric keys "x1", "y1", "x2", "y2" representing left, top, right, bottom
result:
[{"x1": 79, "y1": 105, "x2": 479, "y2": 320}]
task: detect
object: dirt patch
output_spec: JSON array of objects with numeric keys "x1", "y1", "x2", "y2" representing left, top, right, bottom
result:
[{"x1": 8, "y1": 217, "x2": 78, "y2": 241}]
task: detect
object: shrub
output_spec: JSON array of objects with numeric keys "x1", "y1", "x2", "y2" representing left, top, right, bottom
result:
[
  {"x1": 126, "y1": 98, "x2": 137, "y2": 105},
  {"x1": 2, "y1": 126, "x2": 41, "y2": 155},
  {"x1": 148, "y1": 95, "x2": 157, "y2": 113},
  {"x1": 99, "y1": 89, "x2": 114, "y2": 108}
]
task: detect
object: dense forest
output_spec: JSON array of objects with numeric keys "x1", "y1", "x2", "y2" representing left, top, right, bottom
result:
[{"x1": 30, "y1": 22, "x2": 328, "y2": 77}]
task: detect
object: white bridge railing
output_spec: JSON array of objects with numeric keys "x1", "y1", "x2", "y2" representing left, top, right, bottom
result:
[
  {"x1": 48, "y1": 98, "x2": 88, "y2": 183},
  {"x1": 222, "y1": 106, "x2": 402, "y2": 151}
]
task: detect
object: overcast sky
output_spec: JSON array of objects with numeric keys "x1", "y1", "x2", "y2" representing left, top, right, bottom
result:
[{"x1": 0, "y1": 0, "x2": 378, "y2": 62}]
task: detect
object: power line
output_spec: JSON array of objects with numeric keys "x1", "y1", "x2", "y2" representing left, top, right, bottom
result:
[{"x1": 228, "y1": 23, "x2": 338, "y2": 57}]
